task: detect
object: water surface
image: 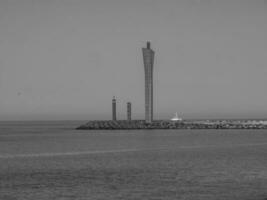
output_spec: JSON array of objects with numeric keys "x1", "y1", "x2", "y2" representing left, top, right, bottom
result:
[{"x1": 0, "y1": 121, "x2": 267, "y2": 200}]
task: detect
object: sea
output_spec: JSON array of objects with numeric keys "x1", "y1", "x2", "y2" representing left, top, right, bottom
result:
[{"x1": 0, "y1": 121, "x2": 267, "y2": 200}]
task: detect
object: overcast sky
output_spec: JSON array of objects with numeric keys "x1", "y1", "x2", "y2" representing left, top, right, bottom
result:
[{"x1": 0, "y1": 0, "x2": 267, "y2": 120}]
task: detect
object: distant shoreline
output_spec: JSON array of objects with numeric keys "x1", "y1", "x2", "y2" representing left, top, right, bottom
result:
[{"x1": 76, "y1": 120, "x2": 267, "y2": 130}]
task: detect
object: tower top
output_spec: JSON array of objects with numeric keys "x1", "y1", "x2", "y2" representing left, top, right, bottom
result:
[{"x1": 146, "y1": 41, "x2": 150, "y2": 49}]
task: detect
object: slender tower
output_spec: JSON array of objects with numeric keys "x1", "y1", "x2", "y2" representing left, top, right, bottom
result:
[
  {"x1": 127, "y1": 102, "x2": 131, "y2": 121},
  {"x1": 112, "y1": 96, "x2": 116, "y2": 121},
  {"x1": 142, "y1": 42, "x2": 154, "y2": 123}
]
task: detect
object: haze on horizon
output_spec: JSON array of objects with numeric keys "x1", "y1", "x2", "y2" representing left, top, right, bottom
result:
[{"x1": 0, "y1": 0, "x2": 267, "y2": 121}]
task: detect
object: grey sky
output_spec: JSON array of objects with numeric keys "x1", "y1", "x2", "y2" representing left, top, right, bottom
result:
[{"x1": 0, "y1": 0, "x2": 266, "y2": 120}]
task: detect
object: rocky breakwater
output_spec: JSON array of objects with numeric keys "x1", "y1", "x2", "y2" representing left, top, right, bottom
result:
[{"x1": 76, "y1": 120, "x2": 267, "y2": 130}]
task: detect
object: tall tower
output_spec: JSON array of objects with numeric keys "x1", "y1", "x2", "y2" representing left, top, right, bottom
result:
[
  {"x1": 112, "y1": 96, "x2": 116, "y2": 121},
  {"x1": 142, "y1": 42, "x2": 154, "y2": 123},
  {"x1": 127, "y1": 102, "x2": 131, "y2": 121}
]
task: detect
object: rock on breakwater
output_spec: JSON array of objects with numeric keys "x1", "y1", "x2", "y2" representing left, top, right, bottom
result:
[{"x1": 76, "y1": 120, "x2": 267, "y2": 130}]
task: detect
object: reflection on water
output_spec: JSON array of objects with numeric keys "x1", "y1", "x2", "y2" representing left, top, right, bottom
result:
[{"x1": 0, "y1": 121, "x2": 267, "y2": 200}]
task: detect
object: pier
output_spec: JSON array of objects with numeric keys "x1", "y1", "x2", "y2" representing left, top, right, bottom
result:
[{"x1": 76, "y1": 120, "x2": 267, "y2": 130}]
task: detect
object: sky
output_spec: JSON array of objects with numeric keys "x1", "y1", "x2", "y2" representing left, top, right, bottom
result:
[{"x1": 0, "y1": 0, "x2": 267, "y2": 120}]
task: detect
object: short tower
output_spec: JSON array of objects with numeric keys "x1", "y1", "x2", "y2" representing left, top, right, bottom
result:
[
  {"x1": 127, "y1": 102, "x2": 131, "y2": 121},
  {"x1": 112, "y1": 96, "x2": 116, "y2": 121}
]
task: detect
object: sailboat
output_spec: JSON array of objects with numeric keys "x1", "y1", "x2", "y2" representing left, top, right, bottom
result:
[{"x1": 171, "y1": 112, "x2": 182, "y2": 121}]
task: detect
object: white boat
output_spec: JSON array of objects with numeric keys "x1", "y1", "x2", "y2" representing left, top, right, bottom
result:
[{"x1": 171, "y1": 112, "x2": 182, "y2": 121}]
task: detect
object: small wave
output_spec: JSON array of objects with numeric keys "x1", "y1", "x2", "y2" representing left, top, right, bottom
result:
[
  {"x1": 0, "y1": 148, "x2": 149, "y2": 159},
  {"x1": 1, "y1": 142, "x2": 267, "y2": 159}
]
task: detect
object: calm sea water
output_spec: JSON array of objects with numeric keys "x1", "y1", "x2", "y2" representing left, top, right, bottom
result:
[{"x1": 0, "y1": 121, "x2": 267, "y2": 200}]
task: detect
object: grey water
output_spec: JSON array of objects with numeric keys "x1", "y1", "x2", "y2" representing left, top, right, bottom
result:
[{"x1": 0, "y1": 121, "x2": 267, "y2": 200}]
